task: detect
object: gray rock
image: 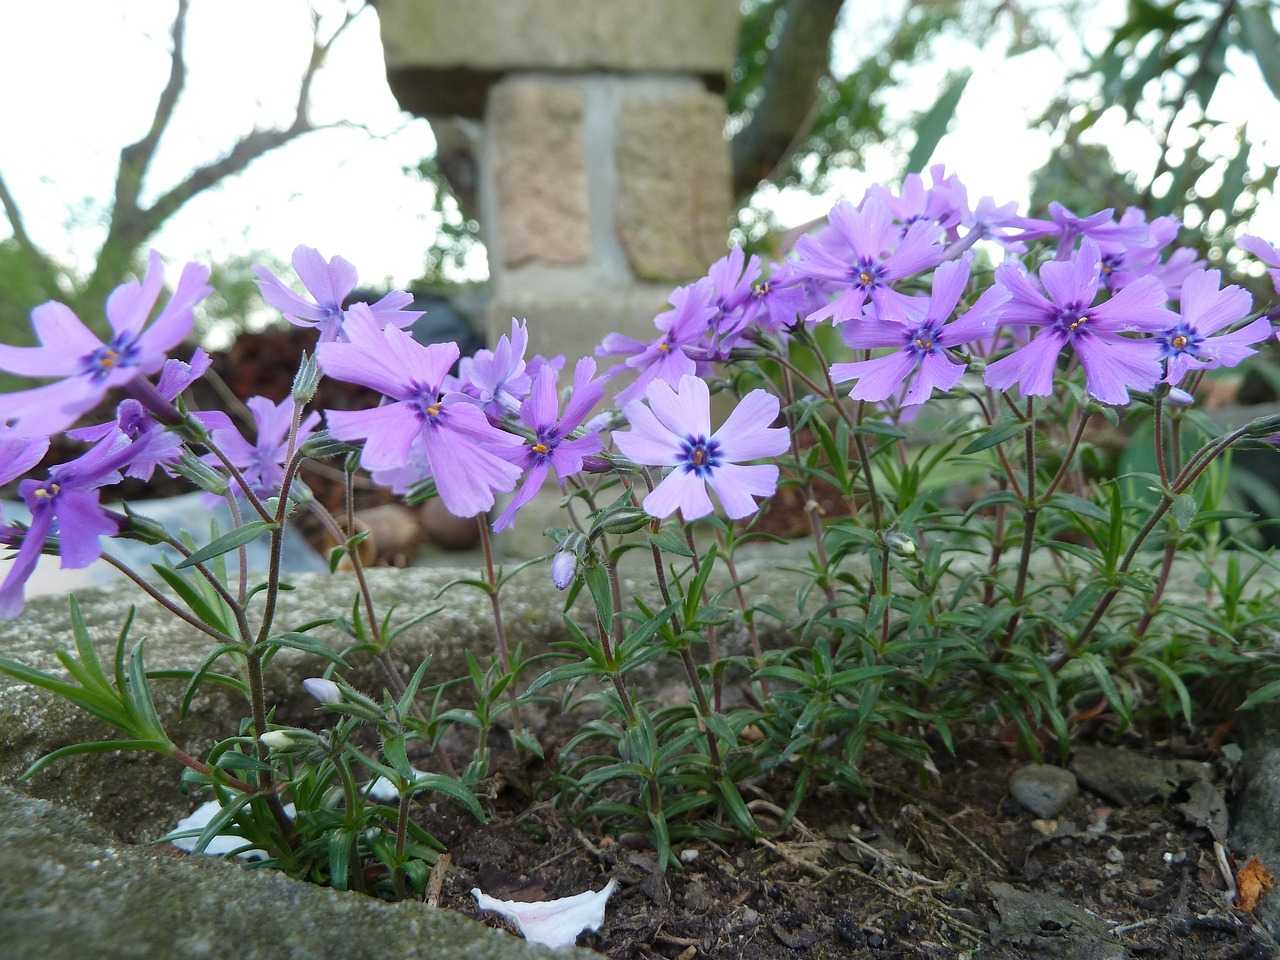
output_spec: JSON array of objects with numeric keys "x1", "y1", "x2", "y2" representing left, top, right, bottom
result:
[
  {"x1": 1009, "y1": 764, "x2": 1078, "y2": 818},
  {"x1": 0, "y1": 785, "x2": 598, "y2": 959},
  {"x1": 988, "y1": 881, "x2": 1125, "y2": 959},
  {"x1": 1071, "y1": 745, "x2": 1228, "y2": 841}
]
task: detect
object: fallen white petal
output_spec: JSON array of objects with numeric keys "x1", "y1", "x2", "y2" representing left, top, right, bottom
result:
[
  {"x1": 169, "y1": 798, "x2": 295, "y2": 861},
  {"x1": 363, "y1": 765, "x2": 427, "y2": 803},
  {"x1": 472, "y1": 879, "x2": 617, "y2": 949}
]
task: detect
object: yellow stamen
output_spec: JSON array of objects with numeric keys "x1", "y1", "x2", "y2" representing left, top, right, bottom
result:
[
  {"x1": 691, "y1": 450, "x2": 706, "y2": 466},
  {"x1": 859, "y1": 272, "x2": 873, "y2": 285},
  {"x1": 915, "y1": 338, "x2": 933, "y2": 350},
  {"x1": 101, "y1": 349, "x2": 119, "y2": 368},
  {"x1": 1172, "y1": 335, "x2": 1188, "y2": 349},
  {"x1": 532, "y1": 442, "x2": 548, "y2": 453},
  {"x1": 426, "y1": 404, "x2": 441, "y2": 417},
  {"x1": 34, "y1": 483, "x2": 59, "y2": 499},
  {"x1": 657, "y1": 343, "x2": 670, "y2": 352}
]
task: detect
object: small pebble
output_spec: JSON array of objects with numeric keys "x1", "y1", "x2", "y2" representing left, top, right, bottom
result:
[
  {"x1": 679, "y1": 848, "x2": 699, "y2": 864},
  {"x1": 1106, "y1": 846, "x2": 1125, "y2": 863},
  {"x1": 1031, "y1": 818, "x2": 1059, "y2": 836},
  {"x1": 1009, "y1": 763, "x2": 1079, "y2": 818}
]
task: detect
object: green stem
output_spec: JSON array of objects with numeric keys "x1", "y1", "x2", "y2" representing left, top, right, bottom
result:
[{"x1": 476, "y1": 517, "x2": 524, "y2": 743}]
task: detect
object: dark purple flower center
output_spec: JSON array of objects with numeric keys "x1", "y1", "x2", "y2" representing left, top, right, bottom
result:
[
  {"x1": 82, "y1": 332, "x2": 141, "y2": 381},
  {"x1": 414, "y1": 391, "x2": 447, "y2": 428},
  {"x1": 529, "y1": 429, "x2": 559, "y2": 463},
  {"x1": 853, "y1": 258, "x2": 883, "y2": 291},
  {"x1": 679, "y1": 435, "x2": 722, "y2": 478},
  {"x1": 1054, "y1": 304, "x2": 1093, "y2": 339},
  {"x1": 752, "y1": 280, "x2": 771, "y2": 300},
  {"x1": 1156, "y1": 323, "x2": 1203, "y2": 358},
  {"x1": 905, "y1": 323, "x2": 944, "y2": 357}
]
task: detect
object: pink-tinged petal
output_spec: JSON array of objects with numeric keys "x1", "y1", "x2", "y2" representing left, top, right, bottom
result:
[
  {"x1": 364, "y1": 289, "x2": 424, "y2": 328},
  {"x1": 522, "y1": 364, "x2": 559, "y2": 432},
  {"x1": 713, "y1": 389, "x2": 788, "y2": 460},
  {"x1": 1075, "y1": 336, "x2": 1162, "y2": 405},
  {"x1": 882, "y1": 218, "x2": 945, "y2": 281},
  {"x1": 613, "y1": 399, "x2": 682, "y2": 466},
  {"x1": 28, "y1": 301, "x2": 102, "y2": 364},
  {"x1": 1092, "y1": 275, "x2": 1176, "y2": 332},
  {"x1": 1179, "y1": 269, "x2": 1253, "y2": 334},
  {"x1": 0, "y1": 432, "x2": 48, "y2": 484},
  {"x1": 53, "y1": 491, "x2": 118, "y2": 569},
  {"x1": 548, "y1": 432, "x2": 602, "y2": 477},
  {"x1": 904, "y1": 352, "x2": 965, "y2": 405},
  {"x1": 0, "y1": 378, "x2": 103, "y2": 435},
  {"x1": 644, "y1": 468, "x2": 714, "y2": 519},
  {"x1": 923, "y1": 259, "x2": 971, "y2": 321},
  {"x1": 105, "y1": 250, "x2": 165, "y2": 336},
  {"x1": 253, "y1": 266, "x2": 327, "y2": 322},
  {"x1": 836, "y1": 351, "x2": 918, "y2": 400},
  {"x1": 943, "y1": 284, "x2": 1010, "y2": 344},
  {"x1": 472, "y1": 880, "x2": 616, "y2": 950},
  {"x1": 841, "y1": 317, "x2": 913, "y2": 350},
  {"x1": 708, "y1": 462, "x2": 779, "y2": 519},
  {"x1": 560, "y1": 357, "x2": 605, "y2": 430},
  {"x1": 136, "y1": 260, "x2": 211, "y2": 359},
  {"x1": 648, "y1": 376, "x2": 710, "y2": 438},
  {"x1": 293, "y1": 246, "x2": 357, "y2": 309},
  {"x1": 1197, "y1": 316, "x2": 1273, "y2": 366},
  {"x1": 492, "y1": 460, "x2": 551, "y2": 532},
  {"x1": 1040, "y1": 238, "x2": 1101, "y2": 307},
  {"x1": 326, "y1": 404, "x2": 418, "y2": 469},
  {"x1": 0, "y1": 508, "x2": 55, "y2": 619},
  {"x1": 984, "y1": 330, "x2": 1066, "y2": 397},
  {"x1": 1237, "y1": 234, "x2": 1280, "y2": 267},
  {"x1": 994, "y1": 262, "x2": 1055, "y2": 327},
  {"x1": 422, "y1": 428, "x2": 521, "y2": 518}
]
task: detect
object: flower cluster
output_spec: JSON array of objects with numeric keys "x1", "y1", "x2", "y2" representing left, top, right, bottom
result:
[{"x1": 0, "y1": 183, "x2": 1276, "y2": 617}]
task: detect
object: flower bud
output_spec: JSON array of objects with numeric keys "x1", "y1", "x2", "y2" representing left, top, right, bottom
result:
[
  {"x1": 172, "y1": 453, "x2": 229, "y2": 496},
  {"x1": 596, "y1": 508, "x2": 653, "y2": 536},
  {"x1": 259, "y1": 730, "x2": 297, "y2": 751},
  {"x1": 885, "y1": 532, "x2": 916, "y2": 557},
  {"x1": 302, "y1": 677, "x2": 342, "y2": 705},
  {"x1": 551, "y1": 551, "x2": 577, "y2": 590},
  {"x1": 292, "y1": 352, "x2": 322, "y2": 403}
]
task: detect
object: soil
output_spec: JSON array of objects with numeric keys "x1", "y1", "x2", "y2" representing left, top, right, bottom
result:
[{"x1": 413, "y1": 716, "x2": 1277, "y2": 959}]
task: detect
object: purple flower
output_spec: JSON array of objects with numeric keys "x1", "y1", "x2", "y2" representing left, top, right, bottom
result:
[
  {"x1": 983, "y1": 238, "x2": 1176, "y2": 405},
  {"x1": 493, "y1": 357, "x2": 605, "y2": 532},
  {"x1": 1012, "y1": 202, "x2": 1149, "y2": 257},
  {"x1": 0, "y1": 252, "x2": 212, "y2": 435},
  {"x1": 830, "y1": 260, "x2": 1009, "y2": 405},
  {"x1": 598, "y1": 279, "x2": 717, "y2": 406},
  {"x1": 1238, "y1": 234, "x2": 1280, "y2": 296},
  {"x1": 0, "y1": 429, "x2": 50, "y2": 525},
  {"x1": 0, "y1": 430, "x2": 136, "y2": 618},
  {"x1": 703, "y1": 246, "x2": 764, "y2": 350},
  {"x1": 1136, "y1": 268, "x2": 1269, "y2": 383},
  {"x1": 316, "y1": 306, "x2": 522, "y2": 518},
  {"x1": 203, "y1": 395, "x2": 321, "y2": 501},
  {"x1": 792, "y1": 197, "x2": 944, "y2": 326},
  {"x1": 67, "y1": 351, "x2": 228, "y2": 482},
  {"x1": 253, "y1": 246, "x2": 423, "y2": 343},
  {"x1": 613, "y1": 375, "x2": 789, "y2": 520},
  {"x1": 458, "y1": 318, "x2": 532, "y2": 417}
]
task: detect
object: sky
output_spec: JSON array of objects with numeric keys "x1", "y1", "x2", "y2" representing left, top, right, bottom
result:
[{"x1": 0, "y1": 1, "x2": 1278, "y2": 293}]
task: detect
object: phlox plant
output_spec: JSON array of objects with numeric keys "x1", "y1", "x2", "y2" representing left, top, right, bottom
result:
[{"x1": 3, "y1": 168, "x2": 1280, "y2": 900}]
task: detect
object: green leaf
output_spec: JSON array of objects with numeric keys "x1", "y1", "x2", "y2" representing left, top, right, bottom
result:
[
  {"x1": 21, "y1": 738, "x2": 175, "y2": 781},
  {"x1": 645, "y1": 529, "x2": 695, "y2": 558},
  {"x1": 715, "y1": 778, "x2": 761, "y2": 838},
  {"x1": 962, "y1": 418, "x2": 1029, "y2": 454},
  {"x1": 258, "y1": 632, "x2": 348, "y2": 668},
  {"x1": 905, "y1": 69, "x2": 971, "y2": 175},
  {"x1": 175, "y1": 520, "x2": 277, "y2": 569}
]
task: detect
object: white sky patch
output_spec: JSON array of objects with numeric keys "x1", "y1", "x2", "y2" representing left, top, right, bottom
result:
[{"x1": 0, "y1": 1, "x2": 1277, "y2": 287}]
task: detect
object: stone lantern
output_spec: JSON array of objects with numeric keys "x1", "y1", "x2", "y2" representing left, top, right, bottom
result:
[{"x1": 377, "y1": 0, "x2": 740, "y2": 361}]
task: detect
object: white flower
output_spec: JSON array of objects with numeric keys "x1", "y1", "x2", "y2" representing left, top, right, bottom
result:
[{"x1": 472, "y1": 879, "x2": 617, "y2": 949}]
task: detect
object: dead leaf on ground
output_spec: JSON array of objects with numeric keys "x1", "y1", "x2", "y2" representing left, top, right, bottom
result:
[{"x1": 1234, "y1": 855, "x2": 1274, "y2": 912}]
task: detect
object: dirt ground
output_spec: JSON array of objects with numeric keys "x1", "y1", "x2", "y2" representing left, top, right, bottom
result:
[{"x1": 416, "y1": 720, "x2": 1278, "y2": 959}]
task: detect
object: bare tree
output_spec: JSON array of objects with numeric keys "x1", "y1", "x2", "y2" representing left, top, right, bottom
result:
[{"x1": 0, "y1": 0, "x2": 362, "y2": 324}]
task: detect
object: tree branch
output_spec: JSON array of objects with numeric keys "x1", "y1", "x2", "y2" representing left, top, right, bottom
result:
[
  {"x1": 83, "y1": 2, "x2": 364, "y2": 310},
  {"x1": 0, "y1": 168, "x2": 63, "y2": 299},
  {"x1": 730, "y1": 0, "x2": 845, "y2": 200}
]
